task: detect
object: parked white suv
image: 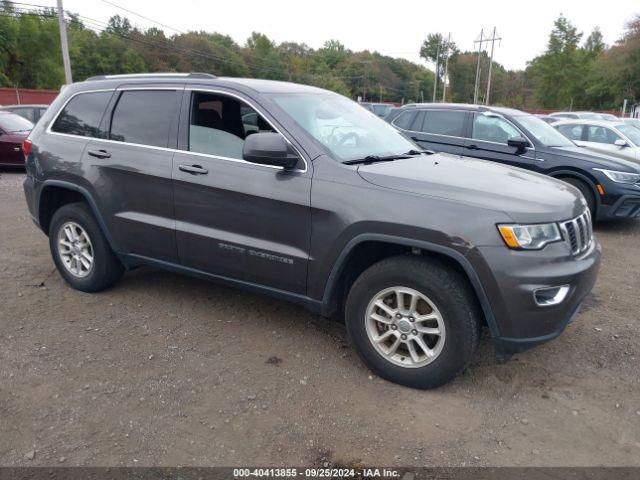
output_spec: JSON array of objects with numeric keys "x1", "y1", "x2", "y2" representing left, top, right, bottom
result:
[{"x1": 553, "y1": 119, "x2": 640, "y2": 162}]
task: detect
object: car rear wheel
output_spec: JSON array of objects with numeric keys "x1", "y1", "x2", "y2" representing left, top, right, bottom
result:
[
  {"x1": 345, "y1": 255, "x2": 481, "y2": 389},
  {"x1": 49, "y1": 202, "x2": 124, "y2": 292}
]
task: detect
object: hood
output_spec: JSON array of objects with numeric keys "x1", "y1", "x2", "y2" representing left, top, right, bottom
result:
[
  {"x1": 549, "y1": 145, "x2": 640, "y2": 171},
  {"x1": 357, "y1": 152, "x2": 585, "y2": 223}
]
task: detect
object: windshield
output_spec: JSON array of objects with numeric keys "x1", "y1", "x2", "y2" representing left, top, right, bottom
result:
[
  {"x1": 514, "y1": 114, "x2": 575, "y2": 148},
  {"x1": 270, "y1": 93, "x2": 416, "y2": 162},
  {"x1": 0, "y1": 113, "x2": 33, "y2": 132},
  {"x1": 617, "y1": 124, "x2": 640, "y2": 146}
]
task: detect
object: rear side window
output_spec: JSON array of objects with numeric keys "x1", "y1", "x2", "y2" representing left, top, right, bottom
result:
[
  {"x1": 557, "y1": 124, "x2": 583, "y2": 141},
  {"x1": 419, "y1": 110, "x2": 466, "y2": 137},
  {"x1": 392, "y1": 111, "x2": 417, "y2": 130},
  {"x1": 109, "y1": 90, "x2": 179, "y2": 148},
  {"x1": 52, "y1": 92, "x2": 112, "y2": 138}
]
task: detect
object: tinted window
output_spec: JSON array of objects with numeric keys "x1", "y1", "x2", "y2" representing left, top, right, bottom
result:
[
  {"x1": 10, "y1": 108, "x2": 35, "y2": 122},
  {"x1": 392, "y1": 111, "x2": 417, "y2": 130},
  {"x1": 557, "y1": 124, "x2": 583, "y2": 141},
  {"x1": 419, "y1": 110, "x2": 466, "y2": 136},
  {"x1": 52, "y1": 92, "x2": 112, "y2": 138},
  {"x1": 188, "y1": 92, "x2": 274, "y2": 159},
  {"x1": 472, "y1": 114, "x2": 520, "y2": 144},
  {"x1": 585, "y1": 125, "x2": 621, "y2": 145},
  {"x1": 110, "y1": 90, "x2": 178, "y2": 147}
]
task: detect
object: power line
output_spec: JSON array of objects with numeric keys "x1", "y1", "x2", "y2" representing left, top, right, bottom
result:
[{"x1": 97, "y1": 0, "x2": 185, "y2": 34}]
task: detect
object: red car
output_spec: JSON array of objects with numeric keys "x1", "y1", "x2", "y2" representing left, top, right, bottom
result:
[{"x1": 0, "y1": 111, "x2": 33, "y2": 167}]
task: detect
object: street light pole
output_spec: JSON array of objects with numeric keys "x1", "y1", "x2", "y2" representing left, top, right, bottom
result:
[{"x1": 57, "y1": 0, "x2": 73, "y2": 84}]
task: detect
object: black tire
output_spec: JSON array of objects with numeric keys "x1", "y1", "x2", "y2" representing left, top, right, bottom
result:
[
  {"x1": 49, "y1": 202, "x2": 124, "y2": 292},
  {"x1": 562, "y1": 177, "x2": 596, "y2": 218},
  {"x1": 345, "y1": 255, "x2": 481, "y2": 389}
]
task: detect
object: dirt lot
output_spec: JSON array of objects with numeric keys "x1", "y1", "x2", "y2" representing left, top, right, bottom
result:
[{"x1": 1, "y1": 170, "x2": 639, "y2": 467}]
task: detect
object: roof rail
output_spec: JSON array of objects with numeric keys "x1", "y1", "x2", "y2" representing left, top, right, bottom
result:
[{"x1": 85, "y1": 72, "x2": 217, "y2": 81}]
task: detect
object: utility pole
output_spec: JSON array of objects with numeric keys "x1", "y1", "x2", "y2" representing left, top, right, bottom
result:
[
  {"x1": 485, "y1": 27, "x2": 501, "y2": 105},
  {"x1": 379, "y1": 84, "x2": 382, "y2": 103},
  {"x1": 473, "y1": 29, "x2": 484, "y2": 104},
  {"x1": 57, "y1": 0, "x2": 72, "y2": 84},
  {"x1": 432, "y1": 43, "x2": 440, "y2": 102},
  {"x1": 442, "y1": 33, "x2": 451, "y2": 102}
]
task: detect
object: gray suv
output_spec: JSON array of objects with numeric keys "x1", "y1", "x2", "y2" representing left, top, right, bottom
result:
[{"x1": 23, "y1": 73, "x2": 601, "y2": 389}]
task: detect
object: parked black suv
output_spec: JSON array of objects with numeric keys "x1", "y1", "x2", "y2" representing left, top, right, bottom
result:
[
  {"x1": 386, "y1": 103, "x2": 640, "y2": 220},
  {"x1": 23, "y1": 74, "x2": 601, "y2": 388}
]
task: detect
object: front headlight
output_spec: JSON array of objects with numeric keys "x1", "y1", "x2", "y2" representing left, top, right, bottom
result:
[
  {"x1": 497, "y1": 223, "x2": 562, "y2": 250},
  {"x1": 593, "y1": 168, "x2": 640, "y2": 184}
]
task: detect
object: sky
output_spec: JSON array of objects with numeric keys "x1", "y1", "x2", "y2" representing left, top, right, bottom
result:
[{"x1": 42, "y1": 0, "x2": 640, "y2": 71}]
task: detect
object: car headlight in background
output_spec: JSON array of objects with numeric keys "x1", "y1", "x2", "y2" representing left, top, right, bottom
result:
[
  {"x1": 498, "y1": 223, "x2": 562, "y2": 250},
  {"x1": 593, "y1": 168, "x2": 640, "y2": 184}
]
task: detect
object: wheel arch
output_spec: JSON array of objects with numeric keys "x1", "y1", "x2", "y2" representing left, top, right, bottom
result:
[
  {"x1": 38, "y1": 180, "x2": 121, "y2": 256},
  {"x1": 320, "y1": 234, "x2": 499, "y2": 337},
  {"x1": 547, "y1": 169, "x2": 601, "y2": 211}
]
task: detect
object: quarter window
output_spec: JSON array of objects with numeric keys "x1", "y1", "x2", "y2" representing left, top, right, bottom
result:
[
  {"x1": 472, "y1": 114, "x2": 521, "y2": 144},
  {"x1": 557, "y1": 124, "x2": 583, "y2": 141},
  {"x1": 52, "y1": 91, "x2": 112, "y2": 138},
  {"x1": 419, "y1": 110, "x2": 466, "y2": 137},
  {"x1": 109, "y1": 90, "x2": 179, "y2": 147},
  {"x1": 585, "y1": 125, "x2": 622, "y2": 145},
  {"x1": 188, "y1": 92, "x2": 274, "y2": 160}
]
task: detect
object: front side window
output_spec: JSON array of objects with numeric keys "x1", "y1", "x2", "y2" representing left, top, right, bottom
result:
[
  {"x1": 585, "y1": 125, "x2": 621, "y2": 145},
  {"x1": 514, "y1": 114, "x2": 574, "y2": 147},
  {"x1": 109, "y1": 90, "x2": 179, "y2": 148},
  {"x1": 472, "y1": 114, "x2": 520, "y2": 144},
  {"x1": 419, "y1": 110, "x2": 465, "y2": 137},
  {"x1": 52, "y1": 91, "x2": 112, "y2": 138},
  {"x1": 270, "y1": 93, "x2": 416, "y2": 162},
  {"x1": 557, "y1": 124, "x2": 583, "y2": 141},
  {"x1": 188, "y1": 92, "x2": 274, "y2": 160}
]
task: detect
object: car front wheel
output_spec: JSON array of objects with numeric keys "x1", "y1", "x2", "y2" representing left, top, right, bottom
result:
[{"x1": 345, "y1": 255, "x2": 481, "y2": 389}]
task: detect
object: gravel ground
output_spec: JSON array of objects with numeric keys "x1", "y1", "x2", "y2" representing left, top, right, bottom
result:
[{"x1": 1, "y1": 171, "x2": 639, "y2": 467}]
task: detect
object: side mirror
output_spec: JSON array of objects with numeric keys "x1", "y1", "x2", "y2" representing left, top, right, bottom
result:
[
  {"x1": 614, "y1": 139, "x2": 628, "y2": 148},
  {"x1": 242, "y1": 132, "x2": 299, "y2": 170},
  {"x1": 507, "y1": 136, "x2": 529, "y2": 152}
]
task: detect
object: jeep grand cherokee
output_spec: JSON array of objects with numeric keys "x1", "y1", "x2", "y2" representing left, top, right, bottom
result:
[{"x1": 23, "y1": 73, "x2": 601, "y2": 388}]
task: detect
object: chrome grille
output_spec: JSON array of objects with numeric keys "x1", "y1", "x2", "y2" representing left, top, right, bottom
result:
[{"x1": 559, "y1": 210, "x2": 593, "y2": 255}]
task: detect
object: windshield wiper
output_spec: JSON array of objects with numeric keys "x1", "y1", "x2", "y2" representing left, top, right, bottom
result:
[
  {"x1": 404, "y1": 149, "x2": 434, "y2": 156},
  {"x1": 343, "y1": 154, "x2": 412, "y2": 165}
]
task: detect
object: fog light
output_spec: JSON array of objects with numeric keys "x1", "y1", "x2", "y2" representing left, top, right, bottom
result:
[{"x1": 534, "y1": 285, "x2": 570, "y2": 307}]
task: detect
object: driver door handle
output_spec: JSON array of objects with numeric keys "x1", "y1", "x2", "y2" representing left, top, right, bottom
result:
[
  {"x1": 179, "y1": 164, "x2": 208, "y2": 175},
  {"x1": 87, "y1": 149, "x2": 111, "y2": 159},
  {"x1": 466, "y1": 144, "x2": 479, "y2": 150}
]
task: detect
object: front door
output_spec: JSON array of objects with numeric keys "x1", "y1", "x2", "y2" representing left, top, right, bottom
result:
[
  {"x1": 172, "y1": 89, "x2": 312, "y2": 294},
  {"x1": 463, "y1": 112, "x2": 536, "y2": 169}
]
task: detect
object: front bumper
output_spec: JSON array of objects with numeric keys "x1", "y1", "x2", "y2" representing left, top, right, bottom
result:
[
  {"x1": 469, "y1": 239, "x2": 601, "y2": 357},
  {"x1": 598, "y1": 194, "x2": 640, "y2": 219}
]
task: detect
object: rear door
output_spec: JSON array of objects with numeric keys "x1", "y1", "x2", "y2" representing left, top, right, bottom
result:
[
  {"x1": 405, "y1": 109, "x2": 468, "y2": 155},
  {"x1": 463, "y1": 112, "x2": 536, "y2": 169},
  {"x1": 172, "y1": 89, "x2": 312, "y2": 294},
  {"x1": 80, "y1": 87, "x2": 183, "y2": 263}
]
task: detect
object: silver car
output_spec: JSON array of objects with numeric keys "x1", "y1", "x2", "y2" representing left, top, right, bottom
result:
[
  {"x1": 553, "y1": 119, "x2": 640, "y2": 162},
  {"x1": 550, "y1": 111, "x2": 619, "y2": 121}
]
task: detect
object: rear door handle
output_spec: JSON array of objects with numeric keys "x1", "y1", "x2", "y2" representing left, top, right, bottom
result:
[
  {"x1": 87, "y1": 149, "x2": 111, "y2": 159},
  {"x1": 179, "y1": 164, "x2": 208, "y2": 175}
]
